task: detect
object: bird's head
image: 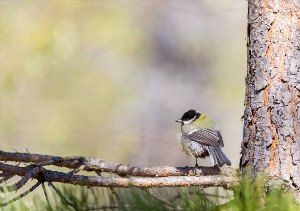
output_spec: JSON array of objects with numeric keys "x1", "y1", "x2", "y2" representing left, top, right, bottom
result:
[{"x1": 175, "y1": 109, "x2": 201, "y2": 125}]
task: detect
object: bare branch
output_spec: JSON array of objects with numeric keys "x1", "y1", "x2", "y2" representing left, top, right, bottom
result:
[
  {"x1": 0, "y1": 149, "x2": 239, "y2": 207},
  {"x1": 0, "y1": 150, "x2": 235, "y2": 177},
  {"x1": 0, "y1": 162, "x2": 237, "y2": 188}
]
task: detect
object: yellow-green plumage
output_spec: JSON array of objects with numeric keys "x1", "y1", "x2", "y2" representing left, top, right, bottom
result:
[{"x1": 181, "y1": 114, "x2": 215, "y2": 134}]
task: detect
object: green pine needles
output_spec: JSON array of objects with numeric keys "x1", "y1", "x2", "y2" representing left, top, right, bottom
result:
[{"x1": 0, "y1": 174, "x2": 299, "y2": 211}]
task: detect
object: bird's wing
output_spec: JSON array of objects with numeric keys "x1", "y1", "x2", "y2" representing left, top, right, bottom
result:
[{"x1": 184, "y1": 129, "x2": 224, "y2": 147}]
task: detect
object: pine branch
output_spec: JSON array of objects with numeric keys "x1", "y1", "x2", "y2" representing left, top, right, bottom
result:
[
  {"x1": 2, "y1": 148, "x2": 295, "y2": 209},
  {"x1": 0, "y1": 162, "x2": 237, "y2": 188},
  {"x1": 0, "y1": 150, "x2": 235, "y2": 177},
  {"x1": 0, "y1": 149, "x2": 238, "y2": 206}
]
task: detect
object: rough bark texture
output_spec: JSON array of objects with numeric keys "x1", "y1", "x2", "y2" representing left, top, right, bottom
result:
[{"x1": 240, "y1": 0, "x2": 300, "y2": 188}]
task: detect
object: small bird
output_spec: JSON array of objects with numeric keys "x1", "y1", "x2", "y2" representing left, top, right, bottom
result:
[{"x1": 176, "y1": 109, "x2": 231, "y2": 167}]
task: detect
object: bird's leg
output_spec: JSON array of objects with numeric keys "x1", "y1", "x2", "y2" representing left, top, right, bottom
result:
[{"x1": 195, "y1": 158, "x2": 199, "y2": 168}]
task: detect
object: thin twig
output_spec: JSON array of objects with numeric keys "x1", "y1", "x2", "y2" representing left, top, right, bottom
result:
[
  {"x1": 48, "y1": 182, "x2": 77, "y2": 210},
  {"x1": 67, "y1": 164, "x2": 86, "y2": 178},
  {"x1": 42, "y1": 182, "x2": 52, "y2": 209},
  {"x1": 0, "y1": 181, "x2": 41, "y2": 207},
  {"x1": 0, "y1": 165, "x2": 42, "y2": 192}
]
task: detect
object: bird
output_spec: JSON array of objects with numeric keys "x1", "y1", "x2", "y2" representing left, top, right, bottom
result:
[{"x1": 175, "y1": 109, "x2": 231, "y2": 167}]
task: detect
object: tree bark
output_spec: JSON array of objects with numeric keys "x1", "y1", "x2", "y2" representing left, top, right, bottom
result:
[{"x1": 240, "y1": 0, "x2": 300, "y2": 188}]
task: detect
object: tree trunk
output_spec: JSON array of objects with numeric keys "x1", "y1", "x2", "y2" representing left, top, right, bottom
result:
[{"x1": 240, "y1": 0, "x2": 300, "y2": 188}]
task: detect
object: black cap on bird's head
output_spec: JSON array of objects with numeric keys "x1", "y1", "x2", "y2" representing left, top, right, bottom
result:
[{"x1": 175, "y1": 109, "x2": 201, "y2": 125}]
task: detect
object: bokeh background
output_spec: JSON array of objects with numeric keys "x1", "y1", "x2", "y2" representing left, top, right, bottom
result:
[{"x1": 0, "y1": 0, "x2": 247, "y2": 168}]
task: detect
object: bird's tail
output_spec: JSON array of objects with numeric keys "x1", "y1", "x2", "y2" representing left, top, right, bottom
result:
[{"x1": 208, "y1": 146, "x2": 231, "y2": 167}]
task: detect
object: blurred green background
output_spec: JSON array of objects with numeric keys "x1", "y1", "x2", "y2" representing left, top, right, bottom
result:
[{"x1": 0, "y1": 0, "x2": 246, "y2": 168}]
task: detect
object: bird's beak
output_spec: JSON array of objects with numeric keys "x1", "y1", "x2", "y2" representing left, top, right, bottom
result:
[{"x1": 175, "y1": 119, "x2": 183, "y2": 123}]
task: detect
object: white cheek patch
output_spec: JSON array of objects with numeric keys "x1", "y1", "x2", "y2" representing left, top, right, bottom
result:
[{"x1": 183, "y1": 115, "x2": 197, "y2": 125}]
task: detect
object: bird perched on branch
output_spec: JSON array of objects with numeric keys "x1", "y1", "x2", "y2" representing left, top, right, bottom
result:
[{"x1": 176, "y1": 109, "x2": 231, "y2": 167}]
